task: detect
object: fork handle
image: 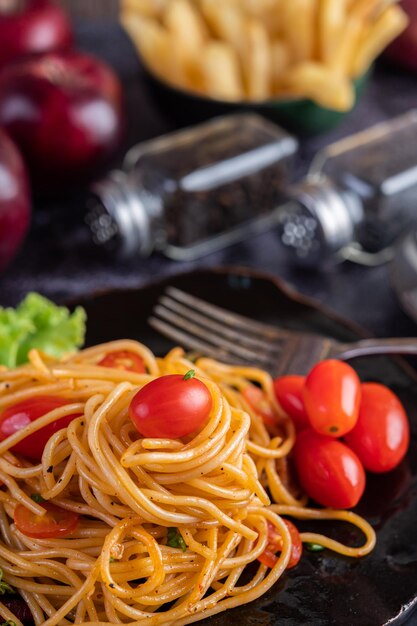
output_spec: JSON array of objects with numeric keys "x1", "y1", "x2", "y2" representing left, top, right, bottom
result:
[{"x1": 336, "y1": 338, "x2": 417, "y2": 361}]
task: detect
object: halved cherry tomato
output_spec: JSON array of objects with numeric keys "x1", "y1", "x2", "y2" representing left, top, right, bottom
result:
[
  {"x1": 345, "y1": 383, "x2": 410, "y2": 473},
  {"x1": 242, "y1": 384, "x2": 278, "y2": 430},
  {"x1": 98, "y1": 350, "x2": 146, "y2": 373},
  {"x1": 0, "y1": 397, "x2": 81, "y2": 461},
  {"x1": 258, "y1": 519, "x2": 302, "y2": 569},
  {"x1": 294, "y1": 429, "x2": 366, "y2": 509},
  {"x1": 14, "y1": 502, "x2": 79, "y2": 538},
  {"x1": 129, "y1": 371, "x2": 212, "y2": 438},
  {"x1": 303, "y1": 360, "x2": 361, "y2": 437},
  {"x1": 273, "y1": 375, "x2": 309, "y2": 431}
]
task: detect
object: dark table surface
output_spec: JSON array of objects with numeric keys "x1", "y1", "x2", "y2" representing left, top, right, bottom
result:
[{"x1": 1, "y1": 20, "x2": 417, "y2": 626}]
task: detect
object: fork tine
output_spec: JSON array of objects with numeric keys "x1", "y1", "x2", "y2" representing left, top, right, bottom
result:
[
  {"x1": 158, "y1": 295, "x2": 282, "y2": 355},
  {"x1": 165, "y1": 287, "x2": 289, "y2": 341},
  {"x1": 151, "y1": 305, "x2": 277, "y2": 369},
  {"x1": 149, "y1": 316, "x2": 230, "y2": 361}
]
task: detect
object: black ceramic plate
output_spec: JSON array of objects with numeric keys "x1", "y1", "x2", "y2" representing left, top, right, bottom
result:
[{"x1": 72, "y1": 267, "x2": 417, "y2": 626}]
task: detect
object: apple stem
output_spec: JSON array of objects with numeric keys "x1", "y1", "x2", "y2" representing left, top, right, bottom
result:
[{"x1": 0, "y1": 0, "x2": 25, "y2": 15}]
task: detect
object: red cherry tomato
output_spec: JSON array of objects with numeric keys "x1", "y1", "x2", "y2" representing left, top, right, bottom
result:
[
  {"x1": 98, "y1": 350, "x2": 146, "y2": 373},
  {"x1": 303, "y1": 360, "x2": 361, "y2": 437},
  {"x1": 14, "y1": 502, "x2": 79, "y2": 538},
  {"x1": 344, "y1": 383, "x2": 410, "y2": 473},
  {"x1": 129, "y1": 371, "x2": 212, "y2": 439},
  {"x1": 0, "y1": 396, "x2": 81, "y2": 461},
  {"x1": 258, "y1": 519, "x2": 302, "y2": 569},
  {"x1": 294, "y1": 429, "x2": 366, "y2": 509},
  {"x1": 242, "y1": 384, "x2": 278, "y2": 430},
  {"x1": 273, "y1": 376, "x2": 309, "y2": 431}
]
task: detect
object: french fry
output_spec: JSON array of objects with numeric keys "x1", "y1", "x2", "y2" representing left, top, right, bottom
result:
[
  {"x1": 352, "y1": 5, "x2": 409, "y2": 77},
  {"x1": 319, "y1": 0, "x2": 349, "y2": 64},
  {"x1": 120, "y1": 0, "x2": 168, "y2": 19},
  {"x1": 349, "y1": 0, "x2": 400, "y2": 22},
  {"x1": 120, "y1": 0, "x2": 408, "y2": 112},
  {"x1": 329, "y1": 13, "x2": 364, "y2": 74},
  {"x1": 283, "y1": 0, "x2": 317, "y2": 62},
  {"x1": 242, "y1": 18, "x2": 272, "y2": 100},
  {"x1": 163, "y1": 0, "x2": 209, "y2": 92},
  {"x1": 200, "y1": 0, "x2": 246, "y2": 55},
  {"x1": 202, "y1": 42, "x2": 244, "y2": 101},
  {"x1": 164, "y1": 0, "x2": 208, "y2": 54},
  {"x1": 271, "y1": 40, "x2": 291, "y2": 93},
  {"x1": 120, "y1": 14, "x2": 187, "y2": 88},
  {"x1": 280, "y1": 62, "x2": 355, "y2": 111}
]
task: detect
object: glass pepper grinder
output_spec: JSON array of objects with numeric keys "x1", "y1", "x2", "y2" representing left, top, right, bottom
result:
[
  {"x1": 278, "y1": 109, "x2": 417, "y2": 266},
  {"x1": 87, "y1": 113, "x2": 298, "y2": 261}
]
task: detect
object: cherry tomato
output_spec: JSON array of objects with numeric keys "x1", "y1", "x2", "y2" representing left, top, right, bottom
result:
[
  {"x1": 273, "y1": 376, "x2": 309, "y2": 430},
  {"x1": 129, "y1": 371, "x2": 212, "y2": 439},
  {"x1": 344, "y1": 383, "x2": 410, "y2": 473},
  {"x1": 258, "y1": 519, "x2": 302, "y2": 569},
  {"x1": 294, "y1": 429, "x2": 366, "y2": 509},
  {"x1": 98, "y1": 350, "x2": 146, "y2": 373},
  {"x1": 0, "y1": 396, "x2": 80, "y2": 461},
  {"x1": 303, "y1": 360, "x2": 361, "y2": 437},
  {"x1": 14, "y1": 502, "x2": 79, "y2": 538},
  {"x1": 242, "y1": 384, "x2": 278, "y2": 430}
]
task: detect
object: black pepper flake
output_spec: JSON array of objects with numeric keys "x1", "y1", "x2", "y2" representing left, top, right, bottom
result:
[
  {"x1": 47, "y1": 466, "x2": 53, "y2": 473},
  {"x1": 4, "y1": 384, "x2": 10, "y2": 389},
  {"x1": 109, "y1": 583, "x2": 115, "y2": 589},
  {"x1": 80, "y1": 421, "x2": 85, "y2": 426}
]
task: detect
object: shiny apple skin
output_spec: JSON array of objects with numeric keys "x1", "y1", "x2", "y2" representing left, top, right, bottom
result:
[
  {"x1": 387, "y1": 0, "x2": 417, "y2": 71},
  {"x1": 0, "y1": 51, "x2": 125, "y2": 189},
  {"x1": 0, "y1": 129, "x2": 31, "y2": 272},
  {"x1": 0, "y1": 0, "x2": 73, "y2": 69}
]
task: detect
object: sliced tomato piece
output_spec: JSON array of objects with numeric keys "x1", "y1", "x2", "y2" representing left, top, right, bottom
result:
[
  {"x1": 14, "y1": 502, "x2": 79, "y2": 538},
  {"x1": 98, "y1": 350, "x2": 146, "y2": 373},
  {"x1": 0, "y1": 396, "x2": 81, "y2": 461},
  {"x1": 258, "y1": 519, "x2": 302, "y2": 569}
]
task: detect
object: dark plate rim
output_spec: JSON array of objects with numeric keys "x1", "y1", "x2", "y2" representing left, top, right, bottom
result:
[{"x1": 64, "y1": 265, "x2": 417, "y2": 384}]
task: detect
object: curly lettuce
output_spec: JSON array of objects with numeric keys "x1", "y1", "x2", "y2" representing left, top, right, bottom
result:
[{"x1": 0, "y1": 293, "x2": 86, "y2": 368}]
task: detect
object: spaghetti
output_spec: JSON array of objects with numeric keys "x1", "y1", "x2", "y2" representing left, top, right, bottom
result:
[{"x1": 0, "y1": 340, "x2": 376, "y2": 626}]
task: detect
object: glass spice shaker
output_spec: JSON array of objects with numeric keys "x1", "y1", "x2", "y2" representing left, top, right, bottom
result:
[
  {"x1": 278, "y1": 109, "x2": 417, "y2": 266},
  {"x1": 87, "y1": 114, "x2": 298, "y2": 260}
]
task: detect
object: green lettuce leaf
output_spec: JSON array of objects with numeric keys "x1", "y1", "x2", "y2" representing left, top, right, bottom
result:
[{"x1": 0, "y1": 293, "x2": 86, "y2": 368}]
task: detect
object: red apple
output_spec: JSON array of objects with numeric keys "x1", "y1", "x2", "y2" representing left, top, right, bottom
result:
[
  {"x1": 0, "y1": 0, "x2": 73, "y2": 69},
  {"x1": 386, "y1": 0, "x2": 417, "y2": 71},
  {"x1": 0, "y1": 51, "x2": 125, "y2": 189},
  {"x1": 0, "y1": 129, "x2": 31, "y2": 272}
]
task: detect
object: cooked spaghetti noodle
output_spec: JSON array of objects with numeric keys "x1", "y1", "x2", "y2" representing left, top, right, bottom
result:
[{"x1": 0, "y1": 340, "x2": 376, "y2": 626}]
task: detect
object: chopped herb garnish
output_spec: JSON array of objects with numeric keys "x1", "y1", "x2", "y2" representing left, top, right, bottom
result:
[
  {"x1": 109, "y1": 557, "x2": 115, "y2": 563},
  {"x1": 183, "y1": 370, "x2": 195, "y2": 381},
  {"x1": 167, "y1": 528, "x2": 187, "y2": 552},
  {"x1": 305, "y1": 543, "x2": 325, "y2": 552},
  {"x1": 31, "y1": 493, "x2": 45, "y2": 503},
  {"x1": 1, "y1": 621, "x2": 17, "y2": 626},
  {"x1": 0, "y1": 567, "x2": 14, "y2": 595}
]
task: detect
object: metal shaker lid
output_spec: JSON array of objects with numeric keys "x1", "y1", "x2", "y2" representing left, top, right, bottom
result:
[
  {"x1": 87, "y1": 170, "x2": 154, "y2": 258},
  {"x1": 277, "y1": 177, "x2": 363, "y2": 266}
]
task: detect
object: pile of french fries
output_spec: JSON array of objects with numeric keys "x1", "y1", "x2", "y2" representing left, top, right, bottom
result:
[{"x1": 121, "y1": 0, "x2": 408, "y2": 111}]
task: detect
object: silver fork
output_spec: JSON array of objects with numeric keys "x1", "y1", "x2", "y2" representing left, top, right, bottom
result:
[{"x1": 149, "y1": 287, "x2": 417, "y2": 376}]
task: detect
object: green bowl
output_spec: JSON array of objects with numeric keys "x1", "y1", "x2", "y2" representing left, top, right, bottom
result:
[{"x1": 144, "y1": 70, "x2": 370, "y2": 136}]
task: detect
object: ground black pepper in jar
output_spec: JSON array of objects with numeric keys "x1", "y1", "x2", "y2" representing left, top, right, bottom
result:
[{"x1": 88, "y1": 114, "x2": 298, "y2": 260}]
